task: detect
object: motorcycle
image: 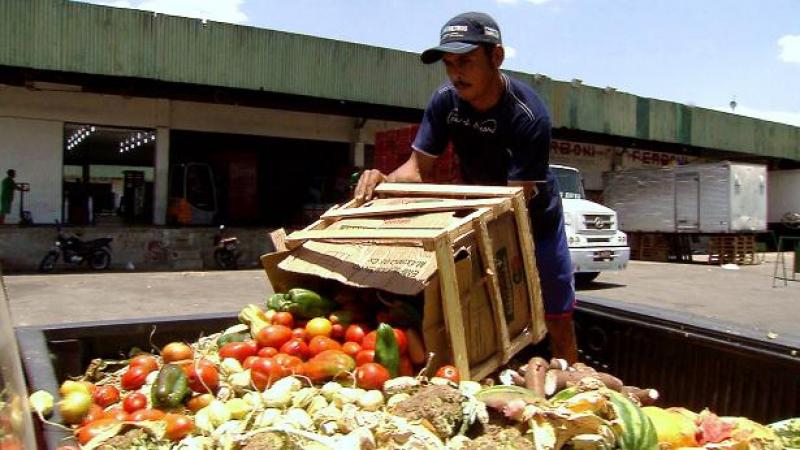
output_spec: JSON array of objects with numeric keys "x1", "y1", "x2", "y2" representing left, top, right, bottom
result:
[
  {"x1": 213, "y1": 224, "x2": 240, "y2": 270},
  {"x1": 38, "y1": 222, "x2": 113, "y2": 272}
]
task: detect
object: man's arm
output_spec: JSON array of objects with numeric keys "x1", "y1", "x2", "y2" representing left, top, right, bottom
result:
[
  {"x1": 354, "y1": 151, "x2": 436, "y2": 204},
  {"x1": 507, "y1": 180, "x2": 539, "y2": 202}
]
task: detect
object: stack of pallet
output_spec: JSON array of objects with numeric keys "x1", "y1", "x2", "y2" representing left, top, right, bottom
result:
[
  {"x1": 629, "y1": 233, "x2": 671, "y2": 261},
  {"x1": 707, "y1": 234, "x2": 757, "y2": 265}
]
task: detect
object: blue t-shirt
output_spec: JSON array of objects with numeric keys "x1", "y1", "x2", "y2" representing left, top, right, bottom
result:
[{"x1": 412, "y1": 74, "x2": 563, "y2": 239}]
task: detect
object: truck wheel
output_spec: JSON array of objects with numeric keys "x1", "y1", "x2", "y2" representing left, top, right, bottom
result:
[{"x1": 575, "y1": 272, "x2": 600, "y2": 286}]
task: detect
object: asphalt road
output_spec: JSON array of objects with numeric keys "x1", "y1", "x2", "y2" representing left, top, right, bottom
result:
[{"x1": 4, "y1": 254, "x2": 799, "y2": 343}]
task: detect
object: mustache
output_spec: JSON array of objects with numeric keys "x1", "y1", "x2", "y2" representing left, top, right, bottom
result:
[{"x1": 453, "y1": 80, "x2": 471, "y2": 90}]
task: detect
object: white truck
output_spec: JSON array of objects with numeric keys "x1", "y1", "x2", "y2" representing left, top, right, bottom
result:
[{"x1": 551, "y1": 165, "x2": 630, "y2": 284}]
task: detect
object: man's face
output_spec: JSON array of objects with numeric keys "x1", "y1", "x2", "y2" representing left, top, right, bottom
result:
[{"x1": 442, "y1": 46, "x2": 500, "y2": 103}]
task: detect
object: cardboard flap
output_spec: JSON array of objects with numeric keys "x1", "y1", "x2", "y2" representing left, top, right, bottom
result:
[{"x1": 277, "y1": 240, "x2": 437, "y2": 296}]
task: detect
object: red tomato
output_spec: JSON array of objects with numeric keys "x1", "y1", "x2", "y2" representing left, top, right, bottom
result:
[
  {"x1": 435, "y1": 365, "x2": 460, "y2": 383},
  {"x1": 128, "y1": 408, "x2": 166, "y2": 422},
  {"x1": 256, "y1": 325, "x2": 293, "y2": 349},
  {"x1": 308, "y1": 336, "x2": 341, "y2": 356},
  {"x1": 250, "y1": 357, "x2": 285, "y2": 390},
  {"x1": 242, "y1": 355, "x2": 260, "y2": 369},
  {"x1": 393, "y1": 328, "x2": 409, "y2": 355},
  {"x1": 280, "y1": 338, "x2": 311, "y2": 360},
  {"x1": 77, "y1": 418, "x2": 119, "y2": 445},
  {"x1": 361, "y1": 331, "x2": 378, "y2": 350},
  {"x1": 273, "y1": 353, "x2": 304, "y2": 376},
  {"x1": 164, "y1": 413, "x2": 194, "y2": 441},
  {"x1": 129, "y1": 354, "x2": 159, "y2": 373},
  {"x1": 219, "y1": 341, "x2": 257, "y2": 363},
  {"x1": 80, "y1": 404, "x2": 105, "y2": 426},
  {"x1": 183, "y1": 359, "x2": 219, "y2": 393},
  {"x1": 92, "y1": 385, "x2": 120, "y2": 408},
  {"x1": 342, "y1": 341, "x2": 361, "y2": 358},
  {"x1": 161, "y1": 342, "x2": 193, "y2": 363},
  {"x1": 330, "y1": 323, "x2": 345, "y2": 340},
  {"x1": 103, "y1": 407, "x2": 129, "y2": 421},
  {"x1": 291, "y1": 327, "x2": 306, "y2": 340},
  {"x1": 272, "y1": 312, "x2": 294, "y2": 328},
  {"x1": 120, "y1": 366, "x2": 149, "y2": 391},
  {"x1": 122, "y1": 393, "x2": 147, "y2": 413},
  {"x1": 344, "y1": 324, "x2": 369, "y2": 344},
  {"x1": 399, "y1": 357, "x2": 414, "y2": 376},
  {"x1": 355, "y1": 363, "x2": 390, "y2": 390},
  {"x1": 186, "y1": 393, "x2": 214, "y2": 413},
  {"x1": 257, "y1": 347, "x2": 278, "y2": 358},
  {"x1": 355, "y1": 349, "x2": 375, "y2": 366}
]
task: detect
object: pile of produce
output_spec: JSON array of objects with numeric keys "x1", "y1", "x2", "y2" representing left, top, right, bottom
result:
[{"x1": 27, "y1": 287, "x2": 798, "y2": 449}]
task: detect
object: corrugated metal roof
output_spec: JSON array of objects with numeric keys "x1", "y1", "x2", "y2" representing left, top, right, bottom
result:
[{"x1": 1, "y1": 0, "x2": 798, "y2": 161}]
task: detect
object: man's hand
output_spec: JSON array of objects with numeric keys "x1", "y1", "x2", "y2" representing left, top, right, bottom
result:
[{"x1": 354, "y1": 169, "x2": 388, "y2": 205}]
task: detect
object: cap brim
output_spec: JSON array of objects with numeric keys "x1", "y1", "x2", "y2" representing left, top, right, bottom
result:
[{"x1": 420, "y1": 42, "x2": 479, "y2": 64}]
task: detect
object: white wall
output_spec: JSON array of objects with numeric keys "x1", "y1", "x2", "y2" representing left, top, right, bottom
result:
[
  {"x1": 0, "y1": 117, "x2": 63, "y2": 224},
  {"x1": 768, "y1": 169, "x2": 800, "y2": 223}
]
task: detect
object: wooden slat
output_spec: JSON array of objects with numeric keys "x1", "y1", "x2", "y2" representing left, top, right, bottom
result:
[
  {"x1": 285, "y1": 228, "x2": 442, "y2": 250},
  {"x1": 434, "y1": 236, "x2": 471, "y2": 379},
  {"x1": 446, "y1": 208, "x2": 494, "y2": 241},
  {"x1": 511, "y1": 192, "x2": 547, "y2": 342},
  {"x1": 320, "y1": 198, "x2": 509, "y2": 220},
  {"x1": 376, "y1": 182, "x2": 522, "y2": 198},
  {"x1": 474, "y1": 215, "x2": 512, "y2": 364}
]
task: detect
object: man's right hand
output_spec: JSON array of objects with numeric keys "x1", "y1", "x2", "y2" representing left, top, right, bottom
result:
[{"x1": 354, "y1": 169, "x2": 388, "y2": 205}]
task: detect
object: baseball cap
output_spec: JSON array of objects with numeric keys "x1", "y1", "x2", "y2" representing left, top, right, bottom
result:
[{"x1": 421, "y1": 12, "x2": 502, "y2": 64}]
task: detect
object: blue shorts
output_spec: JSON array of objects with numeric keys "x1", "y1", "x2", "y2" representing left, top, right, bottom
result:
[{"x1": 532, "y1": 204, "x2": 575, "y2": 320}]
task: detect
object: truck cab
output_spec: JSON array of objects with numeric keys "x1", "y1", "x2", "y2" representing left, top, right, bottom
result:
[{"x1": 551, "y1": 165, "x2": 630, "y2": 284}]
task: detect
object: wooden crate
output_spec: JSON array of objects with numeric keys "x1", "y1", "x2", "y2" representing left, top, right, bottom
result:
[
  {"x1": 708, "y1": 234, "x2": 757, "y2": 265},
  {"x1": 262, "y1": 183, "x2": 546, "y2": 381}
]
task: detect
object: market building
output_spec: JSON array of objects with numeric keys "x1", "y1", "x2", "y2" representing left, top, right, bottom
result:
[{"x1": 1, "y1": 0, "x2": 798, "y2": 270}]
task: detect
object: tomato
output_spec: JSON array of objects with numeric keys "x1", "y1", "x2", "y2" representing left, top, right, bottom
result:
[
  {"x1": 242, "y1": 355, "x2": 259, "y2": 369},
  {"x1": 361, "y1": 331, "x2": 378, "y2": 350},
  {"x1": 161, "y1": 342, "x2": 193, "y2": 363},
  {"x1": 344, "y1": 324, "x2": 369, "y2": 344},
  {"x1": 272, "y1": 312, "x2": 294, "y2": 328},
  {"x1": 330, "y1": 323, "x2": 345, "y2": 339},
  {"x1": 122, "y1": 393, "x2": 148, "y2": 413},
  {"x1": 250, "y1": 357, "x2": 285, "y2": 390},
  {"x1": 256, "y1": 325, "x2": 293, "y2": 349},
  {"x1": 103, "y1": 407, "x2": 129, "y2": 421},
  {"x1": 258, "y1": 346, "x2": 279, "y2": 358},
  {"x1": 186, "y1": 393, "x2": 213, "y2": 413},
  {"x1": 80, "y1": 404, "x2": 105, "y2": 426},
  {"x1": 273, "y1": 353, "x2": 304, "y2": 376},
  {"x1": 129, "y1": 354, "x2": 159, "y2": 373},
  {"x1": 280, "y1": 338, "x2": 311, "y2": 360},
  {"x1": 291, "y1": 327, "x2": 306, "y2": 340},
  {"x1": 219, "y1": 341, "x2": 257, "y2": 363},
  {"x1": 399, "y1": 357, "x2": 414, "y2": 376},
  {"x1": 305, "y1": 317, "x2": 333, "y2": 338},
  {"x1": 355, "y1": 349, "x2": 375, "y2": 366},
  {"x1": 128, "y1": 408, "x2": 165, "y2": 422},
  {"x1": 120, "y1": 365, "x2": 149, "y2": 391},
  {"x1": 164, "y1": 413, "x2": 194, "y2": 441},
  {"x1": 435, "y1": 365, "x2": 460, "y2": 383},
  {"x1": 342, "y1": 341, "x2": 362, "y2": 358},
  {"x1": 393, "y1": 328, "x2": 408, "y2": 355},
  {"x1": 92, "y1": 385, "x2": 120, "y2": 408},
  {"x1": 183, "y1": 359, "x2": 219, "y2": 393},
  {"x1": 355, "y1": 363, "x2": 390, "y2": 390},
  {"x1": 308, "y1": 335, "x2": 341, "y2": 356},
  {"x1": 77, "y1": 418, "x2": 119, "y2": 445},
  {"x1": 59, "y1": 380, "x2": 93, "y2": 397}
]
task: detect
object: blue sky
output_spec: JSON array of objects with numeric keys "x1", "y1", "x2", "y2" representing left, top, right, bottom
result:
[{"x1": 83, "y1": 0, "x2": 800, "y2": 126}]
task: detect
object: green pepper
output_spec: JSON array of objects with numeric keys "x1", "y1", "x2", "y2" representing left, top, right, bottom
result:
[
  {"x1": 152, "y1": 364, "x2": 190, "y2": 409},
  {"x1": 267, "y1": 288, "x2": 336, "y2": 319},
  {"x1": 374, "y1": 323, "x2": 400, "y2": 377},
  {"x1": 217, "y1": 331, "x2": 250, "y2": 347}
]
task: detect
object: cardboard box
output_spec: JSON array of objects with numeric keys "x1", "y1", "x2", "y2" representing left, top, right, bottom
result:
[{"x1": 262, "y1": 183, "x2": 546, "y2": 380}]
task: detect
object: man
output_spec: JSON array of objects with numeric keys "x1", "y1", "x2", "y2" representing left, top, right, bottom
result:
[
  {"x1": 354, "y1": 12, "x2": 578, "y2": 363},
  {"x1": 0, "y1": 169, "x2": 20, "y2": 224}
]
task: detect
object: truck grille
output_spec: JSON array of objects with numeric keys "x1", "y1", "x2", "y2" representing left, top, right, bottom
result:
[{"x1": 582, "y1": 214, "x2": 614, "y2": 230}]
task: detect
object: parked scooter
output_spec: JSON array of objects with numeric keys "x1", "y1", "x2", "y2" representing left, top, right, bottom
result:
[
  {"x1": 39, "y1": 222, "x2": 113, "y2": 272},
  {"x1": 213, "y1": 224, "x2": 240, "y2": 269}
]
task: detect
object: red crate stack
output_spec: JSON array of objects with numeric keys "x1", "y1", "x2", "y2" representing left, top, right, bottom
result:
[{"x1": 373, "y1": 125, "x2": 461, "y2": 184}]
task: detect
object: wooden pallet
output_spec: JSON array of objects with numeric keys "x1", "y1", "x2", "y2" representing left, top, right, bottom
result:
[
  {"x1": 629, "y1": 233, "x2": 693, "y2": 262},
  {"x1": 269, "y1": 183, "x2": 546, "y2": 381},
  {"x1": 708, "y1": 234, "x2": 757, "y2": 265}
]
